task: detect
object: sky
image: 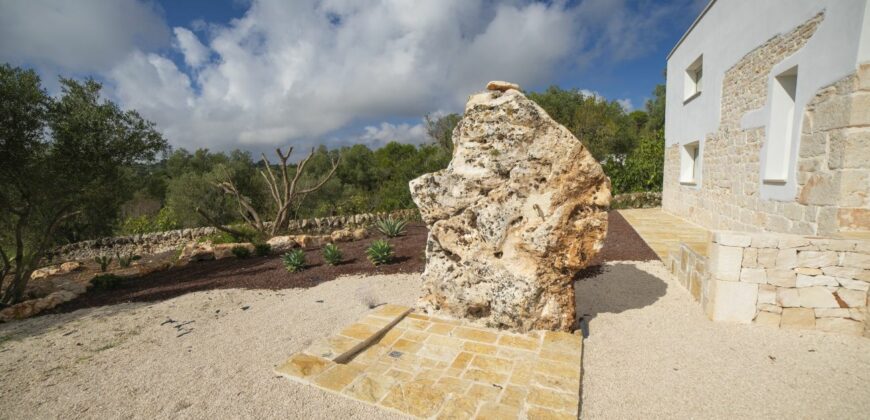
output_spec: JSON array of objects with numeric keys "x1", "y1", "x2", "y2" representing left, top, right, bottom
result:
[{"x1": 0, "y1": 0, "x2": 707, "y2": 159}]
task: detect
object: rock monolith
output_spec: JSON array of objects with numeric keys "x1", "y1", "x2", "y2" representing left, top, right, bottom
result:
[{"x1": 409, "y1": 82, "x2": 610, "y2": 332}]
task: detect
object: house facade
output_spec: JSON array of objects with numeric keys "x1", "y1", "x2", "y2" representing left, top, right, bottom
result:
[
  {"x1": 662, "y1": 0, "x2": 870, "y2": 335},
  {"x1": 663, "y1": 0, "x2": 870, "y2": 236}
]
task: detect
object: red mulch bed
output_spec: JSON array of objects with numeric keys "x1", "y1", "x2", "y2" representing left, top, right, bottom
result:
[
  {"x1": 49, "y1": 211, "x2": 657, "y2": 314},
  {"x1": 591, "y1": 211, "x2": 659, "y2": 264}
]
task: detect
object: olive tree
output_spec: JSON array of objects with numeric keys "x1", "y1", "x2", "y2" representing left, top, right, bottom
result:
[{"x1": 0, "y1": 65, "x2": 168, "y2": 305}]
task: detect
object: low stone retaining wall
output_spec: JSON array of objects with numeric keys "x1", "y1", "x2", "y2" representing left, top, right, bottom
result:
[
  {"x1": 668, "y1": 231, "x2": 869, "y2": 337},
  {"x1": 611, "y1": 191, "x2": 662, "y2": 209},
  {"x1": 49, "y1": 209, "x2": 419, "y2": 263}
]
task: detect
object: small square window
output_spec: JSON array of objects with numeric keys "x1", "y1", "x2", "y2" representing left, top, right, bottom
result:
[
  {"x1": 684, "y1": 55, "x2": 703, "y2": 102},
  {"x1": 681, "y1": 141, "x2": 700, "y2": 184}
]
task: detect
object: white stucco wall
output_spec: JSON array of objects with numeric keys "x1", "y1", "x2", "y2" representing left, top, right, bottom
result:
[{"x1": 665, "y1": 0, "x2": 869, "y2": 200}]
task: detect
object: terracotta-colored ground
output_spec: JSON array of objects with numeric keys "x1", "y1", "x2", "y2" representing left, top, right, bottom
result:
[
  {"x1": 46, "y1": 211, "x2": 655, "y2": 316},
  {"x1": 48, "y1": 224, "x2": 428, "y2": 315}
]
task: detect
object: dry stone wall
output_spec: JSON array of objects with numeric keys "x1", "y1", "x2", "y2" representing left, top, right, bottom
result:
[
  {"x1": 669, "y1": 231, "x2": 869, "y2": 337},
  {"x1": 50, "y1": 209, "x2": 419, "y2": 263},
  {"x1": 663, "y1": 12, "x2": 870, "y2": 236}
]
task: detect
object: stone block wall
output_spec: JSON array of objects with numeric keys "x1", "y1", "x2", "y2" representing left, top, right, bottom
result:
[
  {"x1": 705, "y1": 231, "x2": 869, "y2": 336},
  {"x1": 668, "y1": 243, "x2": 711, "y2": 309},
  {"x1": 662, "y1": 11, "x2": 870, "y2": 236},
  {"x1": 50, "y1": 209, "x2": 419, "y2": 263}
]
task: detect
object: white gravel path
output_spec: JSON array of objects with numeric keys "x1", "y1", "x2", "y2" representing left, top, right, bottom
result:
[
  {"x1": 0, "y1": 274, "x2": 420, "y2": 419},
  {"x1": 1, "y1": 262, "x2": 868, "y2": 419},
  {"x1": 577, "y1": 261, "x2": 870, "y2": 419}
]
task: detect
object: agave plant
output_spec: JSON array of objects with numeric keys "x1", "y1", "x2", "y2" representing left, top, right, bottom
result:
[
  {"x1": 116, "y1": 251, "x2": 136, "y2": 268},
  {"x1": 94, "y1": 254, "x2": 113, "y2": 272},
  {"x1": 375, "y1": 217, "x2": 407, "y2": 238},
  {"x1": 365, "y1": 240, "x2": 393, "y2": 266},
  {"x1": 282, "y1": 249, "x2": 306, "y2": 272},
  {"x1": 322, "y1": 243, "x2": 343, "y2": 266}
]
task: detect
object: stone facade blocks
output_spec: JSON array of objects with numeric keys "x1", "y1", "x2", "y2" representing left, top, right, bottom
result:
[
  {"x1": 669, "y1": 229, "x2": 870, "y2": 337},
  {"x1": 709, "y1": 280, "x2": 758, "y2": 323},
  {"x1": 709, "y1": 243, "x2": 743, "y2": 282},
  {"x1": 662, "y1": 11, "x2": 870, "y2": 236}
]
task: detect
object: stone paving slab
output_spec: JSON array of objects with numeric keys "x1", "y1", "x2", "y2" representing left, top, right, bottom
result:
[
  {"x1": 275, "y1": 304, "x2": 583, "y2": 419},
  {"x1": 619, "y1": 208, "x2": 711, "y2": 259}
]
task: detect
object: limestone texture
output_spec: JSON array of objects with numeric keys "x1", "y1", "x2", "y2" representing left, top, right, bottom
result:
[{"x1": 410, "y1": 84, "x2": 610, "y2": 332}]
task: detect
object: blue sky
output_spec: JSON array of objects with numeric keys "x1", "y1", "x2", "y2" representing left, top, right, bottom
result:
[{"x1": 0, "y1": 0, "x2": 705, "y2": 157}]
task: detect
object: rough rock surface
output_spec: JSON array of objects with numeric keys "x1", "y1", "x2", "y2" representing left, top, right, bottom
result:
[
  {"x1": 486, "y1": 80, "x2": 520, "y2": 92},
  {"x1": 410, "y1": 85, "x2": 610, "y2": 332}
]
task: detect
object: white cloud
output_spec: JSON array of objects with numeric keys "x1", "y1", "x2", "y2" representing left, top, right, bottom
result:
[
  {"x1": 0, "y1": 0, "x2": 170, "y2": 73},
  {"x1": 1, "y1": 0, "x2": 686, "y2": 155},
  {"x1": 102, "y1": 0, "x2": 588, "y2": 153},
  {"x1": 173, "y1": 28, "x2": 210, "y2": 69},
  {"x1": 616, "y1": 98, "x2": 634, "y2": 112},
  {"x1": 355, "y1": 122, "x2": 429, "y2": 149}
]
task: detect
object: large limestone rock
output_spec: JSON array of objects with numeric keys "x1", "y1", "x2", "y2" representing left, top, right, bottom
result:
[{"x1": 409, "y1": 83, "x2": 610, "y2": 332}]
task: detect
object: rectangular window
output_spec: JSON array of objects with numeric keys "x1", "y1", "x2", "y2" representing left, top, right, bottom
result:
[
  {"x1": 684, "y1": 55, "x2": 703, "y2": 102},
  {"x1": 680, "y1": 141, "x2": 700, "y2": 184},
  {"x1": 763, "y1": 66, "x2": 798, "y2": 183}
]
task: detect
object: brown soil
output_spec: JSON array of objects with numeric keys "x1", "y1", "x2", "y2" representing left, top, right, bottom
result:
[
  {"x1": 50, "y1": 224, "x2": 428, "y2": 314},
  {"x1": 49, "y1": 211, "x2": 656, "y2": 314},
  {"x1": 591, "y1": 210, "x2": 659, "y2": 264}
]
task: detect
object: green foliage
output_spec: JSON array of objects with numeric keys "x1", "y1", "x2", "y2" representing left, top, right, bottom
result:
[
  {"x1": 365, "y1": 240, "x2": 393, "y2": 266},
  {"x1": 91, "y1": 274, "x2": 124, "y2": 291},
  {"x1": 282, "y1": 249, "x2": 306, "y2": 272},
  {"x1": 425, "y1": 113, "x2": 461, "y2": 152},
  {"x1": 528, "y1": 86, "x2": 638, "y2": 161},
  {"x1": 231, "y1": 245, "x2": 252, "y2": 259},
  {"x1": 322, "y1": 243, "x2": 343, "y2": 266},
  {"x1": 201, "y1": 224, "x2": 262, "y2": 244},
  {"x1": 254, "y1": 243, "x2": 272, "y2": 257},
  {"x1": 116, "y1": 252, "x2": 136, "y2": 268},
  {"x1": 603, "y1": 130, "x2": 665, "y2": 194},
  {"x1": 94, "y1": 255, "x2": 113, "y2": 272},
  {"x1": 0, "y1": 64, "x2": 168, "y2": 304},
  {"x1": 119, "y1": 215, "x2": 152, "y2": 235},
  {"x1": 120, "y1": 208, "x2": 181, "y2": 235},
  {"x1": 375, "y1": 217, "x2": 408, "y2": 238},
  {"x1": 528, "y1": 82, "x2": 668, "y2": 195}
]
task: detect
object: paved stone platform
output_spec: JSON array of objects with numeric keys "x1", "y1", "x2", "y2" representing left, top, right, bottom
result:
[
  {"x1": 275, "y1": 304, "x2": 583, "y2": 419},
  {"x1": 619, "y1": 208, "x2": 711, "y2": 259}
]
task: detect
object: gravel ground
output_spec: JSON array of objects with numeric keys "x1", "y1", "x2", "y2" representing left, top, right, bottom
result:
[
  {"x1": 2, "y1": 262, "x2": 868, "y2": 419},
  {"x1": 0, "y1": 274, "x2": 420, "y2": 419},
  {"x1": 577, "y1": 261, "x2": 870, "y2": 419}
]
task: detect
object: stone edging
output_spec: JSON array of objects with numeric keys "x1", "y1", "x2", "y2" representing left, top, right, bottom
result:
[{"x1": 49, "y1": 208, "x2": 420, "y2": 263}]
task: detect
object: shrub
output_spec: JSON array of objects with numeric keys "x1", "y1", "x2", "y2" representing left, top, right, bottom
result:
[
  {"x1": 201, "y1": 231, "x2": 237, "y2": 245},
  {"x1": 254, "y1": 243, "x2": 272, "y2": 257},
  {"x1": 231, "y1": 245, "x2": 252, "y2": 259},
  {"x1": 119, "y1": 215, "x2": 152, "y2": 235},
  {"x1": 282, "y1": 249, "x2": 306, "y2": 272},
  {"x1": 322, "y1": 243, "x2": 342, "y2": 266},
  {"x1": 116, "y1": 252, "x2": 136, "y2": 268},
  {"x1": 91, "y1": 274, "x2": 123, "y2": 290},
  {"x1": 365, "y1": 240, "x2": 393, "y2": 266},
  {"x1": 202, "y1": 224, "x2": 265, "y2": 245},
  {"x1": 94, "y1": 255, "x2": 113, "y2": 272},
  {"x1": 118, "y1": 207, "x2": 180, "y2": 235},
  {"x1": 375, "y1": 217, "x2": 407, "y2": 238}
]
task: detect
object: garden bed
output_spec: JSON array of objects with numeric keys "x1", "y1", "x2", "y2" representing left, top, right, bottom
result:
[{"x1": 47, "y1": 211, "x2": 656, "y2": 315}]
